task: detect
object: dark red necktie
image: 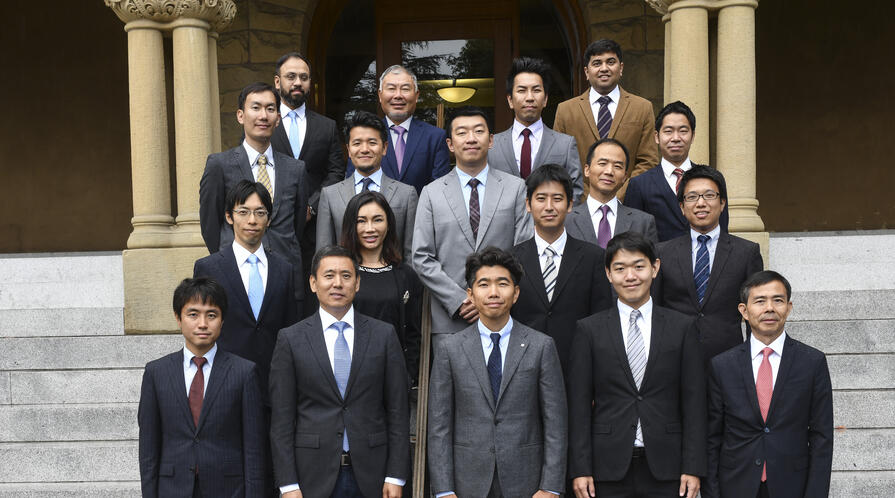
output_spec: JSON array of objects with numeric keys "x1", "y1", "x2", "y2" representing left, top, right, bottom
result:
[
  {"x1": 189, "y1": 356, "x2": 207, "y2": 427},
  {"x1": 468, "y1": 178, "x2": 481, "y2": 240},
  {"x1": 520, "y1": 128, "x2": 532, "y2": 178}
]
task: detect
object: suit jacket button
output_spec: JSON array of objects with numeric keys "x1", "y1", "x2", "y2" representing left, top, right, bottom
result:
[
  {"x1": 637, "y1": 395, "x2": 643, "y2": 401},
  {"x1": 547, "y1": 311, "x2": 552, "y2": 317},
  {"x1": 764, "y1": 427, "x2": 770, "y2": 433},
  {"x1": 489, "y1": 447, "x2": 495, "y2": 454},
  {"x1": 194, "y1": 436, "x2": 199, "y2": 443},
  {"x1": 755, "y1": 459, "x2": 762, "y2": 466},
  {"x1": 698, "y1": 313, "x2": 705, "y2": 318}
]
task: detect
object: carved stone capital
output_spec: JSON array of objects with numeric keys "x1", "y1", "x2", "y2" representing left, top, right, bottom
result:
[
  {"x1": 645, "y1": 0, "x2": 671, "y2": 14},
  {"x1": 104, "y1": 0, "x2": 237, "y2": 32}
]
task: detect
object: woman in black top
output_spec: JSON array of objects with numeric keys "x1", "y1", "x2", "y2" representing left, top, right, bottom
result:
[{"x1": 339, "y1": 191, "x2": 423, "y2": 386}]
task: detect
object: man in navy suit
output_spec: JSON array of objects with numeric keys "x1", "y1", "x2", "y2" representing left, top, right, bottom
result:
[
  {"x1": 704, "y1": 271, "x2": 833, "y2": 498},
  {"x1": 624, "y1": 101, "x2": 729, "y2": 242},
  {"x1": 138, "y1": 277, "x2": 266, "y2": 497},
  {"x1": 346, "y1": 65, "x2": 451, "y2": 193}
]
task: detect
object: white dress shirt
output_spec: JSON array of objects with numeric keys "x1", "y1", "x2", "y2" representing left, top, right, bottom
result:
[
  {"x1": 589, "y1": 85, "x2": 621, "y2": 125},
  {"x1": 242, "y1": 140, "x2": 276, "y2": 193},
  {"x1": 456, "y1": 165, "x2": 489, "y2": 217},
  {"x1": 512, "y1": 118, "x2": 544, "y2": 170},
  {"x1": 353, "y1": 168, "x2": 384, "y2": 194},
  {"x1": 690, "y1": 225, "x2": 721, "y2": 272},
  {"x1": 231, "y1": 241, "x2": 268, "y2": 293},
  {"x1": 586, "y1": 195, "x2": 620, "y2": 238},
  {"x1": 660, "y1": 157, "x2": 693, "y2": 194},
  {"x1": 280, "y1": 306, "x2": 404, "y2": 493},
  {"x1": 280, "y1": 102, "x2": 307, "y2": 155},
  {"x1": 478, "y1": 317, "x2": 513, "y2": 370},
  {"x1": 386, "y1": 115, "x2": 412, "y2": 151},
  {"x1": 751, "y1": 331, "x2": 786, "y2": 387},
  {"x1": 617, "y1": 297, "x2": 652, "y2": 448},
  {"x1": 182, "y1": 343, "x2": 217, "y2": 396},
  {"x1": 534, "y1": 229, "x2": 567, "y2": 276}
]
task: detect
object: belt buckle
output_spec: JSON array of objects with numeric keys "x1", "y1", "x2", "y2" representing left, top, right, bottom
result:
[{"x1": 340, "y1": 452, "x2": 351, "y2": 466}]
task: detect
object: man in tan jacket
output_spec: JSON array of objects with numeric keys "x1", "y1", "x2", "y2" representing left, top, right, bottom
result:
[{"x1": 554, "y1": 39, "x2": 658, "y2": 201}]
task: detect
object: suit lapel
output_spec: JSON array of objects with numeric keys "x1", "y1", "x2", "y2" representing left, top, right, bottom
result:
[
  {"x1": 649, "y1": 167, "x2": 686, "y2": 226},
  {"x1": 401, "y1": 122, "x2": 424, "y2": 173},
  {"x1": 271, "y1": 152, "x2": 288, "y2": 224},
  {"x1": 640, "y1": 307, "x2": 666, "y2": 390},
  {"x1": 197, "y1": 351, "x2": 230, "y2": 431},
  {"x1": 273, "y1": 123, "x2": 295, "y2": 158},
  {"x1": 380, "y1": 118, "x2": 401, "y2": 180},
  {"x1": 673, "y1": 236, "x2": 700, "y2": 308},
  {"x1": 609, "y1": 88, "x2": 631, "y2": 137},
  {"x1": 234, "y1": 146, "x2": 254, "y2": 182},
  {"x1": 338, "y1": 177, "x2": 356, "y2": 205},
  {"x1": 298, "y1": 112, "x2": 318, "y2": 161},
  {"x1": 496, "y1": 131, "x2": 519, "y2": 175},
  {"x1": 608, "y1": 307, "x2": 638, "y2": 390},
  {"x1": 552, "y1": 237, "x2": 583, "y2": 302},
  {"x1": 520, "y1": 239, "x2": 549, "y2": 307},
  {"x1": 461, "y1": 328, "x2": 496, "y2": 412},
  {"x1": 221, "y1": 248, "x2": 253, "y2": 320},
  {"x1": 766, "y1": 336, "x2": 796, "y2": 422},
  {"x1": 614, "y1": 204, "x2": 634, "y2": 236},
  {"x1": 575, "y1": 91, "x2": 599, "y2": 142},
  {"x1": 570, "y1": 204, "x2": 598, "y2": 245},
  {"x1": 344, "y1": 314, "x2": 371, "y2": 400},
  {"x1": 381, "y1": 175, "x2": 399, "y2": 204},
  {"x1": 702, "y1": 233, "x2": 732, "y2": 308},
  {"x1": 258, "y1": 249, "x2": 284, "y2": 320},
  {"x1": 476, "y1": 170, "x2": 505, "y2": 248},
  {"x1": 166, "y1": 352, "x2": 196, "y2": 431},
  {"x1": 443, "y1": 172, "x2": 476, "y2": 248},
  {"x1": 306, "y1": 314, "x2": 343, "y2": 400},
  {"x1": 497, "y1": 324, "x2": 530, "y2": 403},
  {"x1": 738, "y1": 342, "x2": 763, "y2": 423},
  {"x1": 534, "y1": 127, "x2": 557, "y2": 166}
]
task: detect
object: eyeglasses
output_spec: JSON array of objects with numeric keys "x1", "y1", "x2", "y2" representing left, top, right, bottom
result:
[
  {"x1": 232, "y1": 208, "x2": 269, "y2": 219},
  {"x1": 682, "y1": 191, "x2": 720, "y2": 203}
]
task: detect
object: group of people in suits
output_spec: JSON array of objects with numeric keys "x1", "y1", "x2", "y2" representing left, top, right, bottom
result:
[{"x1": 137, "y1": 39, "x2": 834, "y2": 498}]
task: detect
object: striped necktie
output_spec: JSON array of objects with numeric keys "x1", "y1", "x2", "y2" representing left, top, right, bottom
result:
[
  {"x1": 694, "y1": 234, "x2": 710, "y2": 304},
  {"x1": 256, "y1": 154, "x2": 273, "y2": 200},
  {"x1": 626, "y1": 309, "x2": 646, "y2": 446},
  {"x1": 543, "y1": 246, "x2": 558, "y2": 302}
]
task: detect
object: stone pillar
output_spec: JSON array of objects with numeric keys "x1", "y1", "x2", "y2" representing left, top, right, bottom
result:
[
  {"x1": 716, "y1": 1, "x2": 766, "y2": 260},
  {"x1": 667, "y1": 1, "x2": 710, "y2": 164},
  {"x1": 663, "y1": 13, "x2": 672, "y2": 104},
  {"x1": 123, "y1": 23, "x2": 173, "y2": 249},
  {"x1": 209, "y1": 32, "x2": 223, "y2": 154}
]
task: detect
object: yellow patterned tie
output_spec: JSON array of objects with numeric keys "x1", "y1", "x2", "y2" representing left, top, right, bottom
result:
[{"x1": 256, "y1": 154, "x2": 273, "y2": 200}]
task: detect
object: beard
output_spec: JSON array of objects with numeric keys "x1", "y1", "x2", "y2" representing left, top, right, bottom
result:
[{"x1": 280, "y1": 86, "x2": 306, "y2": 109}]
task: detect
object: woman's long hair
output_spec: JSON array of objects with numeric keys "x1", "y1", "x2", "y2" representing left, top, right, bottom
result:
[{"x1": 339, "y1": 190, "x2": 402, "y2": 265}]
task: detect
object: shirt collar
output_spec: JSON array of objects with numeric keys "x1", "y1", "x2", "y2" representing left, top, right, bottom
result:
[
  {"x1": 661, "y1": 157, "x2": 692, "y2": 178},
  {"x1": 456, "y1": 165, "x2": 489, "y2": 188},
  {"x1": 386, "y1": 115, "x2": 412, "y2": 130},
  {"x1": 354, "y1": 168, "x2": 383, "y2": 188},
  {"x1": 183, "y1": 342, "x2": 218, "y2": 368},
  {"x1": 617, "y1": 297, "x2": 653, "y2": 324},
  {"x1": 586, "y1": 195, "x2": 619, "y2": 217},
  {"x1": 319, "y1": 305, "x2": 355, "y2": 331},
  {"x1": 513, "y1": 118, "x2": 544, "y2": 139},
  {"x1": 231, "y1": 241, "x2": 267, "y2": 267},
  {"x1": 478, "y1": 316, "x2": 514, "y2": 338},
  {"x1": 690, "y1": 224, "x2": 721, "y2": 243},
  {"x1": 242, "y1": 141, "x2": 275, "y2": 169},
  {"x1": 751, "y1": 331, "x2": 787, "y2": 360},
  {"x1": 281, "y1": 102, "x2": 305, "y2": 119},
  {"x1": 534, "y1": 229, "x2": 568, "y2": 257},
  {"x1": 590, "y1": 85, "x2": 621, "y2": 105}
]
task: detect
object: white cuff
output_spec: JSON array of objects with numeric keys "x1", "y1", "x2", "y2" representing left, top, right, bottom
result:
[{"x1": 279, "y1": 483, "x2": 300, "y2": 494}]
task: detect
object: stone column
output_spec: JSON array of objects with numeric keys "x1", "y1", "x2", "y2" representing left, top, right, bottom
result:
[
  {"x1": 716, "y1": 1, "x2": 766, "y2": 257},
  {"x1": 667, "y1": 0, "x2": 710, "y2": 164},
  {"x1": 209, "y1": 32, "x2": 223, "y2": 154},
  {"x1": 663, "y1": 13, "x2": 672, "y2": 105}
]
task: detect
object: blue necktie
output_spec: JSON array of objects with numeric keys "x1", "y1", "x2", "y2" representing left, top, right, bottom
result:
[
  {"x1": 360, "y1": 177, "x2": 373, "y2": 192},
  {"x1": 247, "y1": 254, "x2": 263, "y2": 319},
  {"x1": 287, "y1": 110, "x2": 301, "y2": 159},
  {"x1": 487, "y1": 332, "x2": 502, "y2": 402},
  {"x1": 694, "y1": 235, "x2": 710, "y2": 304},
  {"x1": 332, "y1": 321, "x2": 351, "y2": 451}
]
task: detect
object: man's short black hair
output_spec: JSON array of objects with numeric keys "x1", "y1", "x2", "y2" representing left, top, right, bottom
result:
[
  {"x1": 525, "y1": 164, "x2": 573, "y2": 201},
  {"x1": 311, "y1": 245, "x2": 359, "y2": 277},
  {"x1": 677, "y1": 165, "x2": 728, "y2": 203},
  {"x1": 446, "y1": 106, "x2": 491, "y2": 135},
  {"x1": 173, "y1": 277, "x2": 228, "y2": 318},
  {"x1": 275, "y1": 52, "x2": 311, "y2": 76},
  {"x1": 585, "y1": 138, "x2": 630, "y2": 170},
  {"x1": 739, "y1": 270, "x2": 792, "y2": 304},
  {"x1": 506, "y1": 57, "x2": 551, "y2": 95},
  {"x1": 344, "y1": 110, "x2": 388, "y2": 143},
  {"x1": 584, "y1": 39, "x2": 623, "y2": 65},
  {"x1": 604, "y1": 231, "x2": 657, "y2": 269},
  {"x1": 465, "y1": 246, "x2": 524, "y2": 289},
  {"x1": 238, "y1": 81, "x2": 280, "y2": 111},
  {"x1": 225, "y1": 180, "x2": 273, "y2": 215},
  {"x1": 655, "y1": 100, "x2": 696, "y2": 132}
]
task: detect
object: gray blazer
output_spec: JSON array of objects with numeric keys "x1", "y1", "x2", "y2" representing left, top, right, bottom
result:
[
  {"x1": 488, "y1": 125, "x2": 583, "y2": 201},
  {"x1": 427, "y1": 321, "x2": 567, "y2": 497},
  {"x1": 565, "y1": 201, "x2": 659, "y2": 246},
  {"x1": 412, "y1": 168, "x2": 533, "y2": 335},
  {"x1": 316, "y1": 174, "x2": 419, "y2": 261}
]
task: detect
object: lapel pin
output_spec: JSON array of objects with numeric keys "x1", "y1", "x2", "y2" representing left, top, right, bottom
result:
[{"x1": 520, "y1": 343, "x2": 525, "y2": 347}]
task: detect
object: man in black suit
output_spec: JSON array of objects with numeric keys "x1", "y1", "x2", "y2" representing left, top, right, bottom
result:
[
  {"x1": 569, "y1": 232, "x2": 705, "y2": 498},
  {"x1": 269, "y1": 245, "x2": 410, "y2": 498},
  {"x1": 624, "y1": 101, "x2": 729, "y2": 241},
  {"x1": 511, "y1": 163, "x2": 612, "y2": 375},
  {"x1": 138, "y1": 277, "x2": 266, "y2": 497},
  {"x1": 704, "y1": 271, "x2": 833, "y2": 498},
  {"x1": 200, "y1": 82, "x2": 308, "y2": 312},
  {"x1": 565, "y1": 138, "x2": 658, "y2": 247},
  {"x1": 654, "y1": 166, "x2": 762, "y2": 366}
]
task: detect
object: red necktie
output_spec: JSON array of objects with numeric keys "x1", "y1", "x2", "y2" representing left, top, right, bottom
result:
[
  {"x1": 672, "y1": 167, "x2": 684, "y2": 193},
  {"x1": 520, "y1": 128, "x2": 532, "y2": 179},
  {"x1": 189, "y1": 356, "x2": 207, "y2": 427},
  {"x1": 756, "y1": 347, "x2": 773, "y2": 481}
]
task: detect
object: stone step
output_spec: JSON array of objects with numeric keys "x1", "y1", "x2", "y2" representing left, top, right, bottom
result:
[
  {"x1": 0, "y1": 253, "x2": 123, "y2": 310},
  {"x1": 788, "y1": 289, "x2": 895, "y2": 321},
  {"x1": 831, "y1": 471, "x2": 895, "y2": 498},
  {"x1": 8, "y1": 370, "x2": 144, "y2": 405},
  {"x1": 0, "y1": 404, "x2": 137, "y2": 442},
  {"x1": 827, "y1": 354, "x2": 895, "y2": 390},
  {"x1": 0, "y1": 441, "x2": 137, "y2": 482},
  {"x1": 0, "y1": 308, "x2": 123, "y2": 338},
  {"x1": 0, "y1": 482, "x2": 140, "y2": 498},
  {"x1": 787, "y1": 319, "x2": 895, "y2": 354},
  {"x1": 0, "y1": 335, "x2": 182, "y2": 371},
  {"x1": 834, "y1": 429, "x2": 895, "y2": 472},
  {"x1": 769, "y1": 232, "x2": 895, "y2": 292}
]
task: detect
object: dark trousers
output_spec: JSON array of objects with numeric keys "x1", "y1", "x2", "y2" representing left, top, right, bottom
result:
[
  {"x1": 757, "y1": 481, "x2": 770, "y2": 498},
  {"x1": 595, "y1": 449, "x2": 679, "y2": 497},
  {"x1": 331, "y1": 465, "x2": 364, "y2": 498}
]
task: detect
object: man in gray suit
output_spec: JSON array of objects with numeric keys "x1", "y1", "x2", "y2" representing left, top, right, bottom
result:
[
  {"x1": 412, "y1": 107, "x2": 533, "y2": 348},
  {"x1": 200, "y1": 82, "x2": 309, "y2": 311},
  {"x1": 316, "y1": 111, "x2": 418, "y2": 260},
  {"x1": 566, "y1": 138, "x2": 657, "y2": 248},
  {"x1": 428, "y1": 247, "x2": 566, "y2": 498},
  {"x1": 488, "y1": 57, "x2": 583, "y2": 202}
]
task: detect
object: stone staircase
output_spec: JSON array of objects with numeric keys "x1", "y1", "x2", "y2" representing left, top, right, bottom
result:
[{"x1": 0, "y1": 232, "x2": 893, "y2": 496}]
